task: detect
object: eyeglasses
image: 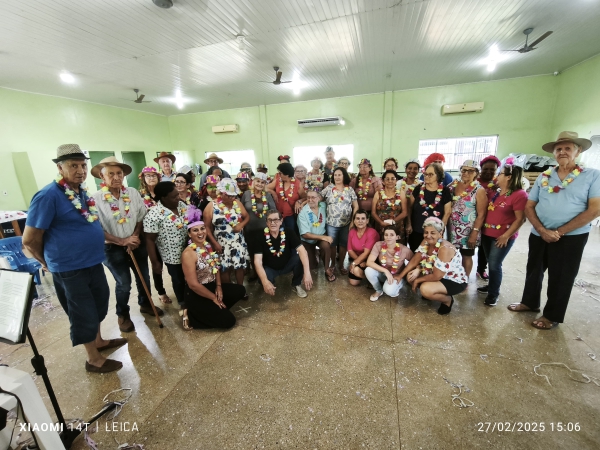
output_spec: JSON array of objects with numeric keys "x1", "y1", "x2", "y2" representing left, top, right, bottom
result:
[
  {"x1": 266, "y1": 218, "x2": 281, "y2": 224},
  {"x1": 460, "y1": 169, "x2": 477, "y2": 174},
  {"x1": 295, "y1": 170, "x2": 307, "y2": 173},
  {"x1": 423, "y1": 172, "x2": 436, "y2": 178}
]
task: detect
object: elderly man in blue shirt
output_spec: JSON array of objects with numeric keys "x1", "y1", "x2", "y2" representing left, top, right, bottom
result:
[
  {"x1": 508, "y1": 132, "x2": 600, "y2": 330},
  {"x1": 23, "y1": 144, "x2": 126, "y2": 373}
]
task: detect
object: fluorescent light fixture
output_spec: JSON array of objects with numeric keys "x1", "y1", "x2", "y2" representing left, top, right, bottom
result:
[
  {"x1": 60, "y1": 71, "x2": 75, "y2": 83},
  {"x1": 175, "y1": 89, "x2": 184, "y2": 109},
  {"x1": 483, "y1": 45, "x2": 506, "y2": 72}
]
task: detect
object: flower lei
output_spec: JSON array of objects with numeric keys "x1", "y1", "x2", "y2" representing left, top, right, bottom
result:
[
  {"x1": 182, "y1": 190, "x2": 192, "y2": 205},
  {"x1": 278, "y1": 175, "x2": 295, "y2": 202},
  {"x1": 450, "y1": 180, "x2": 478, "y2": 202},
  {"x1": 484, "y1": 223, "x2": 510, "y2": 230},
  {"x1": 380, "y1": 189, "x2": 402, "y2": 209},
  {"x1": 55, "y1": 177, "x2": 99, "y2": 223},
  {"x1": 419, "y1": 183, "x2": 443, "y2": 217},
  {"x1": 487, "y1": 189, "x2": 512, "y2": 211},
  {"x1": 216, "y1": 196, "x2": 242, "y2": 227},
  {"x1": 308, "y1": 210, "x2": 323, "y2": 227},
  {"x1": 264, "y1": 227, "x2": 286, "y2": 257},
  {"x1": 251, "y1": 191, "x2": 268, "y2": 218},
  {"x1": 332, "y1": 186, "x2": 350, "y2": 203},
  {"x1": 162, "y1": 205, "x2": 188, "y2": 229},
  {"x1": 380, "y1": 242, "x2": 402, "y2": 274},
  {"x1": 402, "y1": 178, "x2": 421, "y2": 196},
  {"x1": 541, "y1": 165, "x2": 582, "y2": 193},
  {"x1": 100, "y1": 183, "x2": 130, "y2": 224},
  {"x1": 356, "y1": 176, "x2": 372, "y2": 201},
  {"x1": 419, "y1": 239, "x2": 443, "y2": 275},
  {"x1": 142, "y1": 193, "x2": 155, "y2": 209},
  {"x1": 189, "y1": 241, "x2": 220, "y2": 274}
]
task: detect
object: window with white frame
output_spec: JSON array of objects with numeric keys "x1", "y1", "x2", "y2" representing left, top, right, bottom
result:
[
  {"x1": 292, "y1": 145, "x2": 354, "y2": 169},
  {"x1": 418, "y1": 136, "x2": 498, "y2": 170},
  {"x1": 204, "y1": 150, "x2": 256, "y2": 177}
]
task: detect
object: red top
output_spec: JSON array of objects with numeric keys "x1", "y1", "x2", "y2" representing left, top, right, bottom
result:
[
  {"x1": 347, "y1": 227, "x2": 379, "y2": 255},
  {"x1": 274, "y1": 174, "x2": 301, "y2": 218},
  {"x1": 483, "y1": 189, "x2": 528, "y2": 239}
]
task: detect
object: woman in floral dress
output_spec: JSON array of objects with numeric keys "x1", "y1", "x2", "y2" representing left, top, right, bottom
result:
[
  {"x1": 349, "y1": 158, "x2": 382, "y2": 218},
  {"x1": 371, "y1": 170, "x2": 408, "y2": 243},
  {"x1": 306, "y1": 157, "x2": 330, "y2": 193}
]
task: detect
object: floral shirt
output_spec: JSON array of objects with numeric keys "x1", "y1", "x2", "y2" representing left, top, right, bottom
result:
[
  {"x1": 447, "y1": 181, "x2": 482, "y2": 250},
  {"x1": 416, "y1": 243, "x2": 468, "y2": 284},
  {"x1": 321, "y1": 184, "x2": 357, "y2": 227},
  {"x1": 143, "y1": 200, "x2": 188, "y2": 264},
  {"x1": 306, "y1": 171, "x2": 330, "y2": 193}
]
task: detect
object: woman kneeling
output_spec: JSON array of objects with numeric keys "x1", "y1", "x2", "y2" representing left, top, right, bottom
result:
[
  {"x1": 181, "y1": 208, "x2": 247, "y2": 330},
  {"x1": 365, "y1": 226, "x2": 413, "y2": 301},
  {"x1": 397, "y1": 217, "x2": 468, "y2": 315}
]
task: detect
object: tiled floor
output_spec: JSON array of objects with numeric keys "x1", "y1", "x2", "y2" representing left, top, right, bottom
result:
[{"x1": 2, "y1": 222, "x2": 600, "y2": 449}]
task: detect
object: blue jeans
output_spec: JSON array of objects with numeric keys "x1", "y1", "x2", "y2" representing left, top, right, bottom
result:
[
  {"x1": 481, "y1": 234, "x2": 515, "y2": 297},
  {"x1": 165, "y1": 263, "x2": 186, "y2": 307},
  {"x1": 326, "y1": 224, "x2": 349, "y2": 248},
  {"x1": 264, "y1": 252, "x2": 304, "y2": 287},
  {"x1": 364, "y1": 267, "x2": 404, "y2": 297},
  {"x1": 52, "y1": 263, "x2": 110, "y2": 346},
  {"x1": 103, "y1": 243, "x2": 151, "y2": 317}
]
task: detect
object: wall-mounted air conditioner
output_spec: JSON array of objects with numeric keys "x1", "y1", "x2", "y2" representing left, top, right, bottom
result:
[
  {"x1": 297, "y1": 116, "x2": 345, "y2": 128},
  {"x1": 441, "y1": 102, "x2": 484, "y2": 115},
  {"x1": 212, "y1": 124, "x2": 239, "y2": 133}
]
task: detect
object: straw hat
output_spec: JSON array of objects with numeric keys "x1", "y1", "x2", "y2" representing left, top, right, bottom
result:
[
  {"x1": 153, "y1": 151, "x2": 176, "y2": 164},
  {"x1": 204, "y1": 153, "x2": 223, "y2": 164},
  {"x1": 52, "y1": 144, "x2": 89, "y2": 163},
  {"x1": 91, "y1": 156, "x2": 132, "y2": 179},
  {"x1": 542, "y1": 131, "x2": 592, "y2": 153}
]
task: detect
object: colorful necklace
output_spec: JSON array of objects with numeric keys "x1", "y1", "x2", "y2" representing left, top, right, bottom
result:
[
  {"x1": 182, "y1": 190, "x2": 192, "y2": 205},
  {"x1": 308, "y1": 209, "x2": 323, "y2": 227},
  {"x1": 419, "y1": 183, "x2": 444, "y2": 217},
  {"x1": 332, "y1": 186, "x2": 350, "y2": 203},
  {"x1": 278, "y1": 176, "x2": 295, "y2": 202},
  {"x1": 419, "y1": 239, "x2": 443, "y2": 275},
  {"x1": 402, "y1": 178, "x2": 421, "y2": 196},
  {"x1": 380, "y1": 242, "x2": 402, "y2": 274},
  {"x1": 55, "y1": 177, "x2": 99, "y2": 223},
  {"x1": 380, "y1": 189, "x2": 402, "y2": 209},
  {"x1": 487, "y1": 189, "x2": 512, "y2": 211},
  {"x1": 251, "y1": 191, "x2": 268, "y2": 218},
  {"x1": 162, "y1": 204, "x2": 188, "y2": 229},
  {"x1": 189, "y1": 241, "x2": 220, "y2": 274},
  {"x1": 100, "y1": 183, "x2": 130, "y2": 224},
  {"x1": 541, "y1": 165, "x2": 582, "y2": 193},
  {"x1": 141, "y1": 192, "x2": 155, "y2": 209},
  {"x1": 357, "y1": 176, "x2": 372, "y2": 200},
  {"x1": 450, "y1": 180, "x2": 478, "y2": 202},
  {"x1": 216, "y1": 196, "x2": 242, "y2": 227},
  {"x1": 264, "y1": 227, "x2": 286, "y2": 257}
]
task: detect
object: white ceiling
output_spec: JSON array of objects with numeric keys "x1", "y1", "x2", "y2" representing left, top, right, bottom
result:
[{"x1": 1, "y1": 0, "x2": 600, "y2": 116}]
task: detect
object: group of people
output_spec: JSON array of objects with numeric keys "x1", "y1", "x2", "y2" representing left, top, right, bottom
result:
[{"x1": 21, "y1": 131, "x2": 600, "y2": 374}]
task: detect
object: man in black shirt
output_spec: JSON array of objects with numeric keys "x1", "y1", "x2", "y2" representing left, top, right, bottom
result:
[{"x1": 250, "y1": 210, "x2": 313, "y2": 297}]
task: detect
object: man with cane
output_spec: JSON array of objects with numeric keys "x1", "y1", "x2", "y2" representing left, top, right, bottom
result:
[{"x1": 92, "y1": 157, "x2": 163, "y2": 333}]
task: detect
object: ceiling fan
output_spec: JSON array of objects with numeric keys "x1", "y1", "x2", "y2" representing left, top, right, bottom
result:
[
  {"x1": 259, "y1": 67, "x2": 292, "y2": 85},
  {"x1": 503, "y1": 28, "x2": 553, "y2": 53},
  {"x1": 122, "y1": 89, "x2": 151, "y2": 103}
]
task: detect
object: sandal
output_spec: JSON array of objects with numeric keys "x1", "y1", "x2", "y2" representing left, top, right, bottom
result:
[
  {"x1": 182, "y1": 309, "x2": 193, "y2": 331},
  {"x1": 325, "y1": 269, "x2": 336, "y2": 282},
  {"x1": 340, "y1": 268, "x2": 349, "y2": 276},
  {"x1": 532, "y1": 317, "x2": 558, "y2": 330},
  {"x1": 507, "y1": 303, "x2": 540, "y2": 312},
  {"x1": 159, "y1": 294, "x2": 173, "y2": 304}
]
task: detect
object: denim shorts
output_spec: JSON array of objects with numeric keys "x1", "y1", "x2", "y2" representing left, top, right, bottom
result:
[{"x1": 326, "y1": 224, "x2": 349, "y2": 248}]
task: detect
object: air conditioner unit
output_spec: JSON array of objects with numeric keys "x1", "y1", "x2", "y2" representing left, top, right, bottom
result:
[
  {"x1": 212, "y1": 124, "x2": 239, "y2": 133},
  {"x1": 441, "y1": 102, "x2": 484, "y2": 115},
  {"x1": 297, "y1": 116, "x2": 345, "y2": 128}
]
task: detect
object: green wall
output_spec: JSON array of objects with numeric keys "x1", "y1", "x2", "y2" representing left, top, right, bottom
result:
[{"x1": 0, "y1": 152, "x2": 27, "y2": 210}]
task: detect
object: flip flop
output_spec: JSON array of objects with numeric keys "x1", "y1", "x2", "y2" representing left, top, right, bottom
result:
[
  {"x1": 325, "y1": 269, "x2": 336, "y2": 282},
  {"x1": 532, "y1": 317, "x2": 558, "y2": 330},
  {"x1": 96, "y1": 338, "x2": 128, "y2": 352},
  {"x1": 507, "y1": 303, "x2": 540, "y2": 312}
]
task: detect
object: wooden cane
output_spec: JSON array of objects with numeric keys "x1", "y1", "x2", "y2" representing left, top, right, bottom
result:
[{"x1": 129, "y1": 251, "x2": 164, "y2": 328}]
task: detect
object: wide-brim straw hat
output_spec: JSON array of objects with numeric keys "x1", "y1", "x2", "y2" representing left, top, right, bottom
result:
[
  {"x1": 204, "y1": 152, "x2": 223, "y2": 164},
  {"x1": 91, "y1": 156, "x2": 132, "y2": 179},
  {"x1": 52, "y1": 144, "x2": 89, "y2": 163},
  {"x1": 542, "y1": 131, "x2": 592, "y2": 153},
  {"x1": 153, "y1": 151, "x2": 176, "y2": 164}
]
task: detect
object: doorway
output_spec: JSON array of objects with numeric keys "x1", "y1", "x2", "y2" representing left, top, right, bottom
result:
[
  {"x1": 88, "y1": 151, "x2": 115, "y2": 190},
  {"x1": 122, "y1": 152, "x2": 147, "y2": 190}
]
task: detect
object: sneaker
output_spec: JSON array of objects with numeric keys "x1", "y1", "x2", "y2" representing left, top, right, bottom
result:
[
  {"x1": 477, "y1": 286, "x2": 489, "y2": 294},
  {"x1": 293, "y1": 285, "x2": 308, "y2": 298},
  {"x1": 476, "y1": 270, "x2": 489, "y2": 281},
  {"x1": 484, "y1": 295, "x2": 498, "y2": 306},
  {"x1": 370, "y1": 291, "x2": 384, "y2": 302}
]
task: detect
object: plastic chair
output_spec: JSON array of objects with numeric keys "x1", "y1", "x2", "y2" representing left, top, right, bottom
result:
[{"x1": 0, "y1": 236, "x2": 44, "y2": 285}]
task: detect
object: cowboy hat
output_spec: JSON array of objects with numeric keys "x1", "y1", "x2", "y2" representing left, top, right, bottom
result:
[
  {"x1": 52, "y1": 144, "x2": 89, "y2": 163},
  {"x1": 153, "y1": 152, "x2": 176, "y2": 164},
  {"x1": 204, "y1": 153, "x2": 223, "y2": 164},
  {"x1": 91, "y1": 156, "x2": 132, "y2": 179},
  {"x1": 542, "y1": 131, "x2": 592, "y2": 153}
]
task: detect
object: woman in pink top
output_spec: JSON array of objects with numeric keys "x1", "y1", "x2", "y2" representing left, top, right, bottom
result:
[
  {"x1": 478, "y1": 164, "x2": 528, "y2": 306},
  {"x1": 347, "y1": 210, "x2": 379, "y2": 286}
]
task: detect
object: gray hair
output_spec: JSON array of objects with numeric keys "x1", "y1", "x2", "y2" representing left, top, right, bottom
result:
[
  {"x1": 266, "y1": 209, "x2": 282, "y2": 220},
  {"x1": 423, "y1": 217, "x2": 444, "y2": 233}
]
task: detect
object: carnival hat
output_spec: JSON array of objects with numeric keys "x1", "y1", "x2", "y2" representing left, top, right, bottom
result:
[
  {"x1": 153, "y1": 151, "x2": 176, "y2": 164},
  {"x1": 253, "y1": 172, "x2": 268, "y2": 181},
  {"x1": 277, "y1": 155, "x2": 291, "y2": 162},
  {"x1": 204, "y1": 152, "x2": 223, "y2": 164},
  {"x1": 404, "y1": 158, "x2": 421, "y2": 169},
  {"x1": 240, "y1": 162, "x2": 252, "y2": 169},
  {"x1": 138, "y1": 166, "x2": 159, "y2": 179},
  {"x1": 337, "y1": 157, "x2": 350, "y2": 164},
  {"x1": 479, "y1": 155, "x2": 501, "y2": 167},
  {"x1": 542, "y1": 131, "x2": 592, "y2": 153},
  {"x1": 52, "y1": 144, "x2": 89, "y2": 163},
  {"x1": 357, "y1": 158, "x2": 372, "y2": 168},
  {"x1": 91, "y1": 156, "x2": 133, "y2": 179},
  {"x1": 257, "y1": 163, "x2": 268, "y2": 170},
  {"x1": 236, "y1": 172, "x2": 250, "y2": 181},
  {"x1": 460, "y1": 159, "x2": 480, "y2": 171},
  {"x1": 205, "y1": 175, "x2": 220, "y2": 185},
  {"x1": 217, "y1": 178, "x2": 240, "y2": 196},
  {"x1": 179, "y1": 164, "x2": 194, "y2": 175}
]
